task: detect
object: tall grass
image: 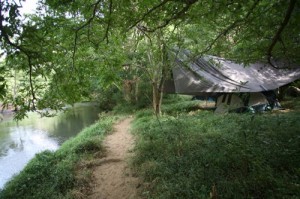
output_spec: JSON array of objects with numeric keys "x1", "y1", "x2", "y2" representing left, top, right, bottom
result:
[
  {"x1": 132, "y1": 103, "x2": 300, "y2": 198},
  {"x1": 0, "y1": 115, "x2": 117, "y2": 199}
]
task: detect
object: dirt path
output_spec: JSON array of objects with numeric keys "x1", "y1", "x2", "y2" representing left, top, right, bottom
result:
[{"x1": 88, "y1": 117, "x2": 139, "y2": 199}]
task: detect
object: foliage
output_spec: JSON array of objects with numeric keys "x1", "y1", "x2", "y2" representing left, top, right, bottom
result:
[
  {"x1": 1, "y1": 0, "x2": 299, "y2": 117},
  {"x1": 131, "y1": 100, "x2": 300, "y2": 198},
  {"x1": 292, "y1": 80, "x2": 300, "y2": 88},
  {"x1": 0, "y1": 115, "x2": 118, "y2": 199},
  {"x1": 91, "y1": 85, "x2": 122, "y2": 111},
  {"x1": 177, "y1": 0, "x2": 300, "y2": 64},
  {"x1": 280, "y1": 97, "x2": 300, "y2": 110}
]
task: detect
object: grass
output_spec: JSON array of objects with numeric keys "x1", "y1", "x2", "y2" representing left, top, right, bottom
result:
[
  {"x1": 131, "y1": 98, "x2": 300, "y2": 199},
  {"x1": 0, "y1": 114, "x2": 118, "y2": 199},
  {"x1": 1, "y1": 95, "x2": 299, "y2": 198}
]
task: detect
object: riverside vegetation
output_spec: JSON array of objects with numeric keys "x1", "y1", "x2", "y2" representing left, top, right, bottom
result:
[
  {"x1": 0, "y1": 96, "x2": 299, "y2": 199},
  {"x1": 0, "y1": 114, "x2": 119, "y2": 199}
]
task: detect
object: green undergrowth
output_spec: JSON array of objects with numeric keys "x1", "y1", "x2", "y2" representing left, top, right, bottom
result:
[
  {"x1": 162, "y1": 100, "x2": 214, "y2": 114},
  {"x1": 0, "y1": 114, "x2": 118, "y2": 199},
  {"x1": 132, "y1": 106, "x2": 300, "y2": 198},
  {"x1": 280, "y1": 97, "x2": 300, "y2": 110}
]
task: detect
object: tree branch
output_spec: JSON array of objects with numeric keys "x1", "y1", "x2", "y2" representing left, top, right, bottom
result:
[
  {"x1": 128, "y1": 0, "x2": 171, "y2": 30},
  {"x1": 199, "y1": 0, "x2": 260, "y2": 56},
  {"x1": 27, "y1": 56, "x2": 37, "y2": 109},
  {"x1": 102, "y1": 0, "x2": 113, "y2": 44},
  {"x1": 0, "y1": 5, "x2": 37, "y2": 109},
  {"x1": 267, "y1": 0, "x2": 297, "y2": 67},
  {"x1": 146, "y1": 0, "x2": 197, "y2": 32},
  {"x1": 76, "y1": 0, "x2": 102, "y2": 32},
  {"x1": 72, "y1": 0, "x2": 102, "y2": 68},
  {"x1": 136, "y1": 24, "x2": 153, "y2": 45}
]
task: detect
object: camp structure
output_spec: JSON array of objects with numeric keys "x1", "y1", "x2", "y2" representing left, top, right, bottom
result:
[
  {"x1": 165, "y1": 50, "x2": 300, "y2": 113},
  {"x1": 214, "y1": 92, "x2": 276, "y2": 113}
]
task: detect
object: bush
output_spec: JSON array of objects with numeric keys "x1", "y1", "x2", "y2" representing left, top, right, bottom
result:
[{"x1": 92, "y1": 87, "x2": 123, "y2": 111}]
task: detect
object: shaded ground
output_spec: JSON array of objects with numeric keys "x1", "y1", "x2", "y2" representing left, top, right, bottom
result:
[{"x1": 88, "y1": 117, "x2": 139, "y2": 199}]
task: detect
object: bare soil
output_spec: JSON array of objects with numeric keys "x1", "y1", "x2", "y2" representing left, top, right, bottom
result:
[{"x1": 88, "y1": 117, "x2": 139, "y2": 199}]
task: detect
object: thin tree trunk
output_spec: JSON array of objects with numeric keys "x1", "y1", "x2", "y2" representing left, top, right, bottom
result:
[
  {"x1": 134, "y1": 76, "x2": 139, "y2": 102},
  {"x1": 13, "y1": 69, "x2": 18, "y2": 111},
  {"x1": 123, "y1": 80, "x2": 132, "y2": 102},
  {"x1": 152, "y1": 82, "x2": 163, "y2": 115},
  {"x1": 152, "y1": 41, "x2": 168, "y2": 116}
]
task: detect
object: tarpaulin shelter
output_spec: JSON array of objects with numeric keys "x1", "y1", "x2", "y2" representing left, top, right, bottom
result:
[
  {"x1": 165, "y1": 51, "x2": 300, "y2": 95},
  {"x1": 165, "y1": 51, "x2": 300, "y2": 112},
  {"x1": 214, "y1": 92, "x2": 273, "y2": 113}
]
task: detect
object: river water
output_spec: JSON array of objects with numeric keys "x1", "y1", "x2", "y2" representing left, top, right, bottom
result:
[{"x1": 0, "y1": 103, "x2": 101, "y2": 189}]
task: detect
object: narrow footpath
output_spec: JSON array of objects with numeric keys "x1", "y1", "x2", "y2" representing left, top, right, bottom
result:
[{"x1": 88, "y1": 117, "x2": 139, "y2": 199}]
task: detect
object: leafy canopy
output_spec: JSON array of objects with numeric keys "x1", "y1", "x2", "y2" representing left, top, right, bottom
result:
[{"x1": 0, "y1": 0, "x2": 299, "y2": 118}]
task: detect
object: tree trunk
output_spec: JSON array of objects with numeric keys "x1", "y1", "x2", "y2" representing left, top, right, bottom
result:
[
  {"x1": 152, "y1": 41, "x2": 168, "y2": 116},
  {"x1": 152, "y1": 82, "x2": 163, "y2": 115},
  {"x1": 13, "y1": 69, "x2": 18, "y2": 111},
  {"x1": 134, "y1": 76, "x2": 139, "y2": 103},
  {"x1": 123, "y1": 79, "x2": 132, "y2": 102}
]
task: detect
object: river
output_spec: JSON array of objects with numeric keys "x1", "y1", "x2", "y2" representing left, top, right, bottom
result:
[{"x1": 0, "y1": 103, "x2": 101, "y2": 189}]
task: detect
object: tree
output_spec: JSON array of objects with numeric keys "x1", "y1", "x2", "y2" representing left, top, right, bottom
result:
[
  {"x1": 0, "y1": 0, "x2": 299, "y2": 118},
  {"x1": 126, "y1": 30, "x2": 170, "y2": 115},
  {"x1": 125, "y1": 0, "x2": 299, "y2": 63}
]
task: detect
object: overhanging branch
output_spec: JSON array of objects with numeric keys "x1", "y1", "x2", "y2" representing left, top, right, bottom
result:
[
  {"x1": 128, "y1": 0, "x2": 170, "y2": 30},
  {"x1": 102, "y1": 0, "x2": 113, "y2": 44},
  {"x1": 199, "y1": 0, "x2": 260, "y2": 55},
  {"x1": 146, "y1": 0, "x2": 198, "y2": 32},
  {"x1": 0, "y1": 5, "x2": 37, "y2": 109},
  {"x1": 72, "y1": 0, "x2": 102, "y2": 69},
  {"x1": 267, "y1": 0, "x2": 296, "y2": 67}
]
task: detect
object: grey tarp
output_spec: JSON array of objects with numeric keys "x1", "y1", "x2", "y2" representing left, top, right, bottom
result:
[{"x1": 166, "y1": 52, "x2": 300, "y2": 95}]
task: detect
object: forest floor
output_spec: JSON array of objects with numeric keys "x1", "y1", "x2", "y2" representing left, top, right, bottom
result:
[{"x1": 87, "y1": 117, "x2": 140, "y2": 199}]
